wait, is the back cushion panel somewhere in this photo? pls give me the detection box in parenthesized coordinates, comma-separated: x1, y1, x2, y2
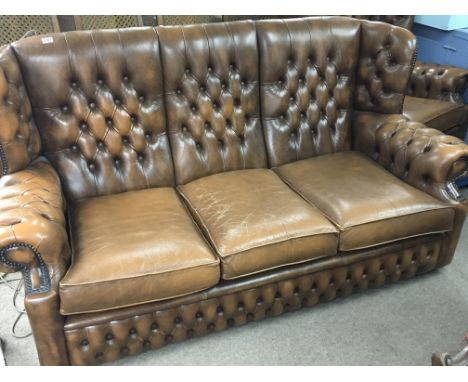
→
(257, 17, 361, 167)
(158, 21, 267, 185)
(13, 28, 174, 201)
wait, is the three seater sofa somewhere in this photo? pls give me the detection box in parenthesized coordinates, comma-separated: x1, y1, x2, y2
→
(1, 16, 468, 365)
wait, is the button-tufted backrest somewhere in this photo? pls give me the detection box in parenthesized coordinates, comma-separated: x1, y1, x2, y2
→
(257, 17, 361, 167)
(0, 45, 41, 176)
(12, 28, 174, 201)
(354, 20, 416, 114)
(157, 20, 267, 185)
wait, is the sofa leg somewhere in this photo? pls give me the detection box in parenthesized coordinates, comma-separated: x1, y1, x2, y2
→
(25, 288, 70, 365)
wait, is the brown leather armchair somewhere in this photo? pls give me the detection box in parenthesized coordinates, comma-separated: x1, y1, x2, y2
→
(0, 16, 467, 366)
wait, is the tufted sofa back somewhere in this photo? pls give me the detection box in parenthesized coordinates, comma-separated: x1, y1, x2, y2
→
(158, 21, 267, 185)
(12, 28, 174, 201)
(257, 17, 361, 167)
(3, 17, 417, 197)
(0, 45, 42, 176)
(257, 17, 416, 167)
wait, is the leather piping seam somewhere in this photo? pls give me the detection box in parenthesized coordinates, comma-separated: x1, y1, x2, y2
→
(0, 242, 50, 294)
(0, 142, 9, 175)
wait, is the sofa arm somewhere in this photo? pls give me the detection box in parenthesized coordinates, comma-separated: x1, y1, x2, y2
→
(353, 111, 468, 204)
(0, 156, 70, 294)
(407, 61, 468, 103)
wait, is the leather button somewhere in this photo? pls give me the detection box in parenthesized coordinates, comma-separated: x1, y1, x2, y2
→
(275, 292, 281, 299)
(143, 340, 151, 347)
(89, 102, 96, 110)
(199, 85, 205, 92)
(301, 112, 306, 119)
(114, 158, 120, 166)
(218, 139, 224, 147)
(71, 144, 78, 152)
(151, 323, 158, 331)
(216, 306, 224, 315)
(174, 316, 182, 325)
(81, 339, 89, 347)
(120, 347, 129, 355)
(71, 81, 78, 89)
(279, 114, 285, 120)
(291, 132, 296, 138)
(241, 80, 245, 86)
(204, 122, 211, 130)
(289, 96, 295, 103)
(229, 63, 236, 70)
(88, 162, 95, 171)
(97, 140, 104, 149)
(195, 311, 203, 319)
(213, 102, 219, 110)
(97, 79, 104, 85)
(207, 66, 213, 72)
(105, 333, 113, 341)
(225, 119, 232, 128)
(256, 297, 263, 305)
(221, 82, 227, 89)
(129, 328, 136, 335)
(137, 154, 144, 162)
(114, 98, 121, 106)
(191, 105, 197, 112)
(182, 125, 188, 132)
(145, 132, 152, 140)
(185, 67, 191, 74)
(207, 323, 215, 331)
(234, 98, 240, 107)
(139, 95, 145, 103)
(123, 75, 129, 82)
(61, 105, 69, 113)
(80, 122, 88, 131)
(165, 334, 173, 343)
(130, 115, 138, 123)
(237, 302, 244, 311)
(195, 143, 202, 150)
(106, 118, 113, 127)
(122, 137, 129, 145)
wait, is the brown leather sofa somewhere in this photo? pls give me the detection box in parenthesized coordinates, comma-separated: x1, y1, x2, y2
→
(1, 16, 468, 366)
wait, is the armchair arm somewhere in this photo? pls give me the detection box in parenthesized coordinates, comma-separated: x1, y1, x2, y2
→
(353, 111, 468, 204)
(0, 156, 70, 294)
(407, 61, 468, 103)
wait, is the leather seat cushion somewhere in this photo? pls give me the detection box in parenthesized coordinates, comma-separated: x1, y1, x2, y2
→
(178, 169, 339, 280)
(60, 187, 220, 315)
(275, 152, 455, 251)
(403, 96, 466, 132)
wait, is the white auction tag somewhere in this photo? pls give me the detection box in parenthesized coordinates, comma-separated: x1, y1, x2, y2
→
(41, 36, 54, 44)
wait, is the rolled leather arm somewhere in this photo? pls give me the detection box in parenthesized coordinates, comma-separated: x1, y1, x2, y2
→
(353, 111, 468, 204)
(0, 156, 70, 294)
(407, 61, 468, 103)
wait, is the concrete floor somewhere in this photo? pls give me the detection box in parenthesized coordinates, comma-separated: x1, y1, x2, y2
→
(1, 211, 468, 365)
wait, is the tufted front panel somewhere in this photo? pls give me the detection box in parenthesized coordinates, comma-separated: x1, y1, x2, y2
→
(12, 28, 174, 201)
(64, 237, 442, 365)
(257, 17, 361, 167)
(355, 20, 416, 114)
(0, 45, 41, 176)
(157, 21, 267, 185)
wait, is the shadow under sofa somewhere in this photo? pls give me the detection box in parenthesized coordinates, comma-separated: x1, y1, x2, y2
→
(0, 16, 468, 365)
